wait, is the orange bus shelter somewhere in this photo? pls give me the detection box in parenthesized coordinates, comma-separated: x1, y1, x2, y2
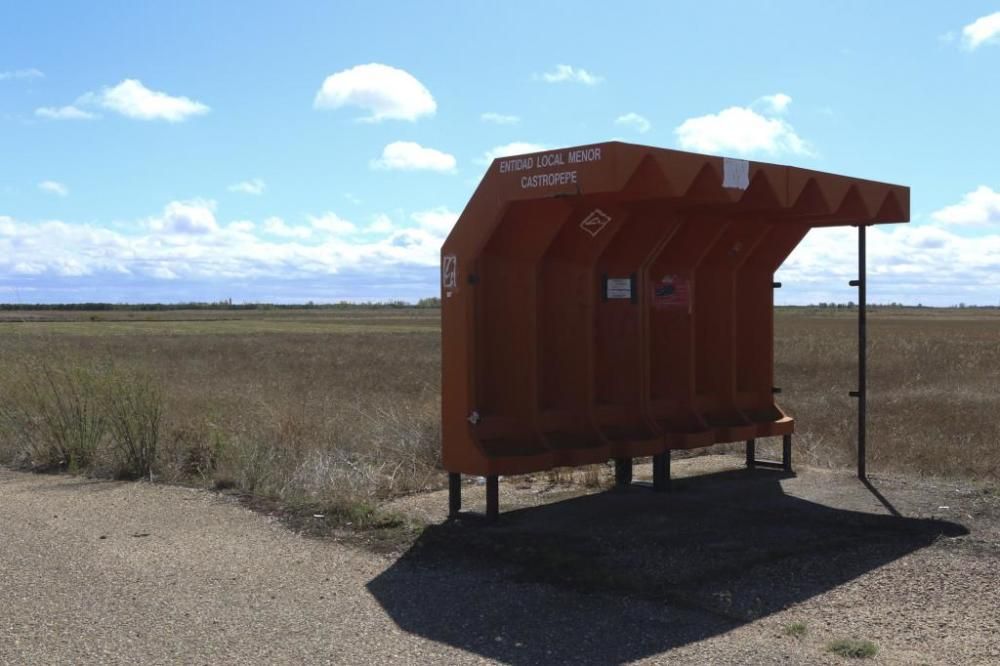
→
(441, 142, 909, 519)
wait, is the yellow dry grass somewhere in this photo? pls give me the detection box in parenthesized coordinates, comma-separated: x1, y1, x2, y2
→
(0, 306, 996, 514)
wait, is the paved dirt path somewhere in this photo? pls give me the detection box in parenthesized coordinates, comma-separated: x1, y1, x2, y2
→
(2, 457, 998, 664)
(0, 469, 464, 665)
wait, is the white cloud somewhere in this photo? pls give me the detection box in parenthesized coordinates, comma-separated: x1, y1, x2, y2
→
(0, 68, 43, 81)
(150, 266, 178, 280)
(931, 186, 1000, 226)
(371, 141, 456, 172)
(228, 220, 256, 233)
(758, 93, 792, 114)
(0, 202, 442, 290)
(228, 178, 266, 195)
(776, 224, 1000, 305)
(38, 180, 69, 197)
(615, 112, 651, 134)
(962, 11, 1000, 49)
(4, 207, 998, 305)
(314, 63, 436, 122)
(0, 219, 125, 279)
(148, 199, 219, 234)
(86, 79, 209, 122)
(263, 216, 311, 239)
(0, 203, 451, 295)
(481, 141, 547, 164)
(481, 112, 520, 125)
(368, 214, 395, 233)
(411, 207, 458, 235)
(675, 104, 809, 156)
(538, 64, 603, 85)
(12, 261, 45, 275)
(308, 212, 357, 235)
(35, 105, 97, 120)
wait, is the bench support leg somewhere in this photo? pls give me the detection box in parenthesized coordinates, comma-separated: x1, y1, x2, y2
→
(448, 472, 461, 517)
(614, 458, 633, 488)
(653, 452, 671, 492)
(485, 475, 499, 522)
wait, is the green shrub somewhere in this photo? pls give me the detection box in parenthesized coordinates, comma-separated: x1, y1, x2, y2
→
(784, 621, 807, 638)
(828, 638, 878, 658)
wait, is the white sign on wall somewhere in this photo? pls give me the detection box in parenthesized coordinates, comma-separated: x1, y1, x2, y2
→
(606, 278, 632, 299)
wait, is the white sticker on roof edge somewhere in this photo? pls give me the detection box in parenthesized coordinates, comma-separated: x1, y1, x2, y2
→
(722, 158, 750, 190)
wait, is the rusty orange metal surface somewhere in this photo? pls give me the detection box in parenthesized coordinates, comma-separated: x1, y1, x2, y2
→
(441, 142, 909, 477)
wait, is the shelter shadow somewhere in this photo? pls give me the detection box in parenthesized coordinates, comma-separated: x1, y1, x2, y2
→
(367, 467, 966, 665)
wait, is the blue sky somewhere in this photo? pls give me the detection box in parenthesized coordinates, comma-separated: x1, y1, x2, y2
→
(2, 1, 999, 305)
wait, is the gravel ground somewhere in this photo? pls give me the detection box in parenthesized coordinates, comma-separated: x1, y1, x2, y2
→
(2, 455, 999, 665)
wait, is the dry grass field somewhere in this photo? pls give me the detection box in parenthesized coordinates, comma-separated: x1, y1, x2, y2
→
(0, 306, 997, 521)
(0, 308, 441, 522)
(775, 307, 1000, 479)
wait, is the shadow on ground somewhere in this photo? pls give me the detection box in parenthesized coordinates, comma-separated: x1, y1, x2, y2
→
(367, 467, 967, 664)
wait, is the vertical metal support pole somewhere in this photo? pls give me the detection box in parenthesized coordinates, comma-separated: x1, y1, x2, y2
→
(614, 457, 633, 488)
(858, 223, 867, 480)
(653, 451, 671, 492)
(782, 434, 793, 473)
(849, 224, 868, 480)
(745, 439, 756, 468)
(448, 472, 461, 517)
(485, 475, 499, 522)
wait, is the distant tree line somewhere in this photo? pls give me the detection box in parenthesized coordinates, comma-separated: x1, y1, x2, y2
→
(807, 302, 995, 309)
(0, 297, 443, 311)
(3, 299, 992, 311)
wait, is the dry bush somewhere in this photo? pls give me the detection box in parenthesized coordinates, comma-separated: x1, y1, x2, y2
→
(206, 395, 442, 507)
(0, 357, 164, 477)
(546, 464, 612, 488)
(0, 359, 109, 471)
(106, 369, 162, 479)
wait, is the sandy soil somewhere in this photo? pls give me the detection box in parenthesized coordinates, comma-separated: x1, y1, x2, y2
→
(2, 455, 998, 664)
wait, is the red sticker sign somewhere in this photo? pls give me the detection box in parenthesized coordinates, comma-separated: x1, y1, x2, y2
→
(652, 274, 690, 309)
